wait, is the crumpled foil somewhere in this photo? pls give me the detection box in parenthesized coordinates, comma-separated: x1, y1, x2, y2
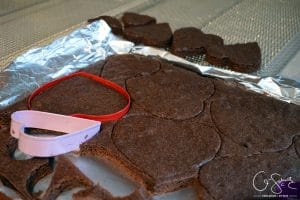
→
(1, 20, 300, 200)
(131, 46, 300, 105)
(0, 20, 134, 109)
(0, 20, 299, 111)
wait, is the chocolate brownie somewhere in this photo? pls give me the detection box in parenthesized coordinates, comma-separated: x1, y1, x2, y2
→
(206, 42, 261, 73)
(88, 15, 122, 35)
(123, 23, 172, 48)
(199, 148, 300, 200)
(2, 54, 300, 200)
(210, 89, 300, 153)
(101, 54, 161, 87)
(171, 27, 224, 57)
(0, 127, 51, 200)
(42, 156, 93, 200)
(112, 115, 220, 193)
(30, 64, 128, 116)
(122, 12, 156, 27)
(126, 65, 214, 120)
(73, 184, 149, 200)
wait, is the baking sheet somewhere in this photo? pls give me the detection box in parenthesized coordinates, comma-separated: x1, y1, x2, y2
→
(0, 0, 300, 199)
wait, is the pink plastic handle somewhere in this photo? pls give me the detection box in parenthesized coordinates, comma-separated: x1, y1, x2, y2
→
(10, 110, 101, 157)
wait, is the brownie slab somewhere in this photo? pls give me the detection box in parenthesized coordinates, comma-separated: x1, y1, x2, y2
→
(122, 12, 156, 27)
(206, 42, 261, 73)
(199, 148, 300, 200)
(101, 54, 161, 86)
(126, 65, 214, 120)
(112, 115, 220, 193)
(171, 27, 224, 57)
(210, 92, 300, 153)
(1, 54, 300, 200)
(123, 23, 172, 48)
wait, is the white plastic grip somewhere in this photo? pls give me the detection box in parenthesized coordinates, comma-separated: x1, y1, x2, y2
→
(10, 110, 101, 157)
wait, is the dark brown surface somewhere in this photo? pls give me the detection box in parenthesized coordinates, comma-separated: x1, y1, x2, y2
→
(73, 184, 149, 200)
(199, 148, 300, 200)
(112, 116, 220, 192)
(0, 127, 51, 200)
(171, 27, 224, 57)
(206, 42, 261, 73)
(210, 89, 300, 153)
(123, 23, 172, 48)
(1, 54, 300, 199)
(30, 62, 128, 116)
(122, 12, 156, 27)
(101, 54, 161, 86)
(88, 15, 123, 35)
(126, 65, 214, 120)
(42, 156, 93, 200)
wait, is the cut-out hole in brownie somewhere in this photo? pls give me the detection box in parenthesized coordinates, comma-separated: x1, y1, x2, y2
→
(0, 179, 23, 200)
(56, 187, 86, 200)
(0, 176, 18, 195)
(41, 156, 93, 200)
(67, 154, 137, 197)
(13, 148, 33, 160)
(27, 160, 53, 195)
(127, 66, 214, 120)
(33, 173, 53, 197)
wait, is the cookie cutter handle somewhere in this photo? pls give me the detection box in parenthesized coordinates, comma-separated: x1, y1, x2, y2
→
(10, 110, 101, 157)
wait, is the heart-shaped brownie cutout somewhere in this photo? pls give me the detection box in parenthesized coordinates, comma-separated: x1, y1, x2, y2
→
(211, 95, 300, 153)
(123, 23, 172, 48)
(171, 27, 224, 57)
(112, 116, 220, 188)
(206, 42, 261, 73)
(101, 54, 161, 84)
(30, 72, 128, 116)
(122, 12, 156, 27)
(126, 66, 214, 120)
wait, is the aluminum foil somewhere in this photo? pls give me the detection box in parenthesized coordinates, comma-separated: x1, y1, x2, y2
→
(1, 19, 300, 200)
(131, 46, 300, 105)
(0, 20, 134, 110)
(1, 20, 299, 110)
